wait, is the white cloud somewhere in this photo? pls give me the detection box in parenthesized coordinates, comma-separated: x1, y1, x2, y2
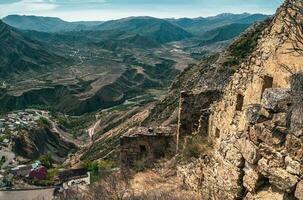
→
(0, 0, 280, 21)
(0, 0, 58, 18)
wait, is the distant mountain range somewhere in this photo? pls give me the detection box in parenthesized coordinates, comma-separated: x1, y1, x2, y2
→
(168, 13, 269, 35)
(2, 15, 103, 32)
(94, 16, 193, 44)
(0, 13, 270, 114)
(3, 13, 269, 40)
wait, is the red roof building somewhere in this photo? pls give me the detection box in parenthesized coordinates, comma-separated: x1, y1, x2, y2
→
(28, 166, 48, 180)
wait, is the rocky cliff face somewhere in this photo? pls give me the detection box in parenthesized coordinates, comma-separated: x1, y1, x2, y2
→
(178, 0, 303, 199)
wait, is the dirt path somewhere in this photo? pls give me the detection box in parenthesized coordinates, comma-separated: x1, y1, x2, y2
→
(0, 188, 54, 200)
(130, 170, 201, 199)
(88, 119, 100, 144)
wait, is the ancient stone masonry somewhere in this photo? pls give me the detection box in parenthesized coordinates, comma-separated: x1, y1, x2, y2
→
(178, 0, 303, 199)
(120, 126, 176, 169)
(177, 90, 222, 137)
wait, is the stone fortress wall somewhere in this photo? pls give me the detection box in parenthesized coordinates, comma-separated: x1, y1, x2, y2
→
(178, 1, 303, 199)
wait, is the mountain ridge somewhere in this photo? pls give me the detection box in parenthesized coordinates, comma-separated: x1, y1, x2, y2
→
(95, 16, 193, 44)
(2, 15, 104, 32)
(0, 20, 67, 76)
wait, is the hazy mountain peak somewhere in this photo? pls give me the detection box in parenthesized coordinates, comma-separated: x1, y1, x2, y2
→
(2, 15, 103, 32)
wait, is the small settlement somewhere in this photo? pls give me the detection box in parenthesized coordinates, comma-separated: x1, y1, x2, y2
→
(0, 109, 90, 192)
(0, 109, 46, 148)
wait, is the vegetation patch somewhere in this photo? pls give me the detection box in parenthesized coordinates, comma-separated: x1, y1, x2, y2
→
(182, 134, 213, 161)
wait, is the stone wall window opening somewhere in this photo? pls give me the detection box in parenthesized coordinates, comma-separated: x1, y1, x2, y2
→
(236, 94, 244, 111)
(139, 145, 148, 158)
(215, 127, 220, 138)
(261, 75, 274, 98)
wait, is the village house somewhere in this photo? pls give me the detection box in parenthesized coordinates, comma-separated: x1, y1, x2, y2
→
(9, 161, 43, 177)
(28, 166, 48, 180)
(10, 165, 32, 177)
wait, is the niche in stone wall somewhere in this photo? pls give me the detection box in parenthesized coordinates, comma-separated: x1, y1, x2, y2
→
(236, 94, 244, 111)
(261, 75, 273, 97)
(215, 128, 220, 138)
(139, 145, 148, 158)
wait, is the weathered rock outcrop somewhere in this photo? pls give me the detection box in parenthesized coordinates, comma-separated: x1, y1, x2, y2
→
(178, 0, 303, 199)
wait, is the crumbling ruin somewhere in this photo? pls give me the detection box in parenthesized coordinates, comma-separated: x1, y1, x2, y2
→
(178, 0, 303, 199)
(120, 0, 303, 199)
(177, 90, 222, 136)
(120, 126, 176, 169)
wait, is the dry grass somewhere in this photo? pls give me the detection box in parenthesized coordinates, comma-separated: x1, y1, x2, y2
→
(57, 170, 201, 200)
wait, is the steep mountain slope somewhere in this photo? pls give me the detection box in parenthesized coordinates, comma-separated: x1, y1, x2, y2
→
(143, 19, 271, 127)
(79, 18, 271, 163)
(176, 0, 303, 199)
(13, 125, 77, 162)
(2, 15, 103, 32)
(96, 17, 193, 43)
(0, 20, 66, 76)
(79, 1, 303, 199)
(199, 23, 251, 45)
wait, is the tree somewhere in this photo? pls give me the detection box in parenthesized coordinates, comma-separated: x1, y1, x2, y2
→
(39, 154, 53, 168)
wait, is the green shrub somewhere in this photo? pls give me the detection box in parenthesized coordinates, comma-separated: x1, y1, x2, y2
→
(182, 135, 213, 160)
(46, 168, 59, 181)
(37, 117, 51, 128)
(133, 159, 148, 172)
(85, 160, 116, 172)
(39, 154, 53, 168)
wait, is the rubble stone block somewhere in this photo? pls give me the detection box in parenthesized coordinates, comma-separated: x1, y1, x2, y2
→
(244, 186, 291, 200)
(258, 158, 298, 192)
(252, 123, 286, 147)
(285, 156, 300, 176)
(272, 113, 288, 127)
(258, 145, 284, 167)
(246, 104, 262, 124)
(249, 125, 260, 144)
(243, 164, 264, 192)
(290, 103, 303, 137)
(262, 88, 291, 113)
(260, 107, 273, 119)
(295, 181, 303, 200)
(285, 134, 303, 162)
(239, 139, 260, 164)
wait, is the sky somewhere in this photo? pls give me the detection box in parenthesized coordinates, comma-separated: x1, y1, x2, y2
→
(0, 0, 284, 22)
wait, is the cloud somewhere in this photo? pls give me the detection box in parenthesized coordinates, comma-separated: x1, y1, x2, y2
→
(0, 0, 283, 21)
(0, 0, 58, 17)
